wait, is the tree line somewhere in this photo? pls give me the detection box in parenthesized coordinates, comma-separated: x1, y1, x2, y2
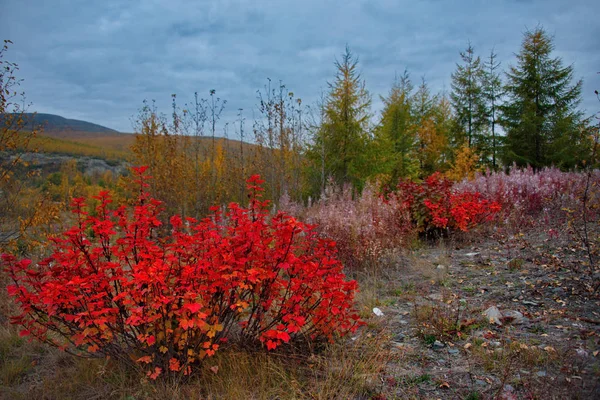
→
(2, 26, 596, 231)
(130, 26, 595, 218)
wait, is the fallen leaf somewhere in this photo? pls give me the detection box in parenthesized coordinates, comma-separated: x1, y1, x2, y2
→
(210, 365, 219, 374)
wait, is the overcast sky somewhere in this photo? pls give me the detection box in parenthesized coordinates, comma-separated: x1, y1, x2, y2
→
(1, 0, 598, 134)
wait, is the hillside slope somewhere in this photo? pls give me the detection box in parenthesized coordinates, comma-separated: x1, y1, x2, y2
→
(17, 113, 120, 134)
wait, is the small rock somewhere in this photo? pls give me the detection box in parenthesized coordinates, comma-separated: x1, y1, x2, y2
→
(398, 319, 409, 325)
(483, 306, 503, 325)
(436, 264, 446, 270)
(394, 333, 406, 342)
(427, 293, 443, 301)
(522, 300, 540, 306)
(575, 348, 588, 358)
(475, 379, 486, 386)
(536, 371, 547, 377)
(490, 341, 502, 348)
(502, 310, 527, 325)
(433, 340, 445, 349)
(373, 307, 384, 317)
(499, 384, 517, 400)
(448, 348, 459, 355)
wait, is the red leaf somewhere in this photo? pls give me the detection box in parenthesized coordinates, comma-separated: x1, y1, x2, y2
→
(266, 340, 277, 350)
(169, 358, 181, 371)
(6, 285, 19, 296)
(184, 303, 202, 313)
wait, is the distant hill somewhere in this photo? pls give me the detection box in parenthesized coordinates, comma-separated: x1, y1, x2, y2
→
(3, 112, 258, 165)
(8, 113, 120, 135)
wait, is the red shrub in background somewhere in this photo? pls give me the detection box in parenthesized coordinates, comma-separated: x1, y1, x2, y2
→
(280, 174, 500, 269)
(393, 172, 501, 234)
(2, 168, 362, 379)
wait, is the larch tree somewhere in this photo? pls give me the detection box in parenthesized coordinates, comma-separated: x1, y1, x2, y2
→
(499, 26, 586, 169)
(450, 42, 487, 150)
(482, 48, 503, 168)
(376, 70, 419, 181)
(418, 95, 453, 175)
(309, 45, 372, 190)
(412, 77, 437, 175)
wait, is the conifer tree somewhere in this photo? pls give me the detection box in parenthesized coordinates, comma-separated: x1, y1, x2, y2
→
(482, 48, 503, 168)
(413, 78, 437, 174)
(499, 27, 586, 168)
(376, 70, 419, 181)
(308, 46, 372, 189)
(450, 42, 487, 149)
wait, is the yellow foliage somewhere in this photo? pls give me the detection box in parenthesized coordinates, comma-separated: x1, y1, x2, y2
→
(446, 144, 481, 181)
(416, 117, 448, 174)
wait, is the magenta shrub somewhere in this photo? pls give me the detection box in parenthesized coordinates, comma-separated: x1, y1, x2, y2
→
(282, 183, 414, 269)
(455, 166, 600, 232)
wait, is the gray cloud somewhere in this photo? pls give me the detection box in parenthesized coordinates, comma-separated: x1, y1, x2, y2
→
(1, 0, 598, 133)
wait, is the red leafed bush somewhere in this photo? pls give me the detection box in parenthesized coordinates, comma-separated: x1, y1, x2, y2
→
(2, 167, 362, 380)
(393, 172, 501, 234)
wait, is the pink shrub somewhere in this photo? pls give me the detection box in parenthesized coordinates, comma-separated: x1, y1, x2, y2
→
(281, 182, 414, 269)
(455, 165, 600, 232)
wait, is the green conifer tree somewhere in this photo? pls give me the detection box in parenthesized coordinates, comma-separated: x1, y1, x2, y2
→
(482, 48, 503, 168)
(308, 46, 372, 190)
(499, 27, 586, 169)
(450, 42, 488, 149)
(375, 70, 419, 181)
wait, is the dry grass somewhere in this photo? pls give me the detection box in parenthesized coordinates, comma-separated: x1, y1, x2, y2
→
(412, 298, 486, 345)
(0, 328, 390, 400)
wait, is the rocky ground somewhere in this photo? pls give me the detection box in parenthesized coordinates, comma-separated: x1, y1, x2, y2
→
(363, 229, 600, 399)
